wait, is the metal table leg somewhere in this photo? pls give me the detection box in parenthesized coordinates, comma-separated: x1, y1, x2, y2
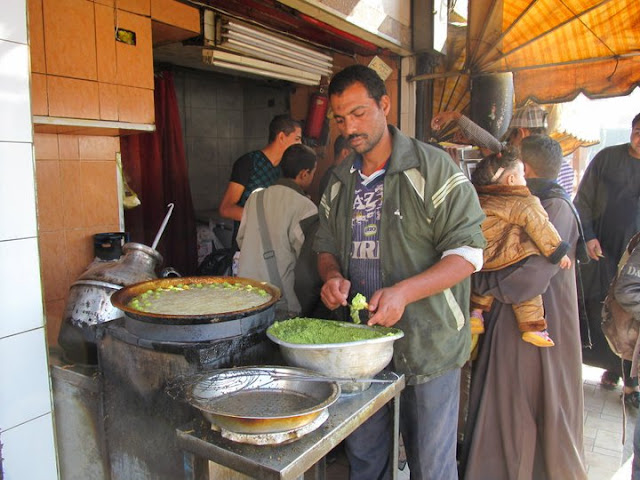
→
(391, 390, 401, 480)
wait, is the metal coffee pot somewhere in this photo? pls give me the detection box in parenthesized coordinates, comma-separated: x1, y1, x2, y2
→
(59, 242, 164, 363)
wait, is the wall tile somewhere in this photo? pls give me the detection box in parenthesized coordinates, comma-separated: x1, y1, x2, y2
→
(99, 81, 119, 120)
(78, 136, 119, 160)
(64, 227, 99, 282)
(0, 41, 33, 143)
(27, 0, 46, 73)
(187, 107, 217, 138)
(118, 0, 150, 16)
(95, 3, 117, 83)
(115, 11, 153, 89)
(0, 238, 44, 338)
(60, 160, 85, 229)
(0, 142, 37, 241)
(30, 72, 48, 115)
(81, 161, 119, 226)
(47, 76, 100, 119)
(34, 133, 58, 159)
(3, 0, 28, 44)
(39, 230, 69, 302)
(117, 85, 154, 123)
(35, 159, 64, 232)
(151, 0, 200, 33)
(45, 298, 65, 347)
(58, 135, 80, 160)
(186, 74, 218, 109)
(42, 0, 97, 80)
(217, 81, 243, 111)
(0, 413, 58, 480)
(216, 109, 243, 139)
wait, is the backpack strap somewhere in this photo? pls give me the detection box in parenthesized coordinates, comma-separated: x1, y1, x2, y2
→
(255, 190, 286, 309)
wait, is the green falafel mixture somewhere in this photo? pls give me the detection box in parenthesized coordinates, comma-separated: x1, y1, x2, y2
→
(268, 317, 399, 344)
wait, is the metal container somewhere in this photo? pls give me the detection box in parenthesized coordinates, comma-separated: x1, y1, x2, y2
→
(188, 366, 340, 435)
(267, 321, 404, 393)
(58, 242, 163, 363)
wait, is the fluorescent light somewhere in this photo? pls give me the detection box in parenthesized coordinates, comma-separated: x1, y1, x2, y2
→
(211, 17, 333, 80)
(222, 38, 332, 76)
(226, 21, 332, 65)
(222, 31, 332, 71)
(202, 49, 321, 85)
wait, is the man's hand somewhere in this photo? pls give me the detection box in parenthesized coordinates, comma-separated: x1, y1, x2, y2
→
(318, 252, 350, 310)
(431, 111, 461, 131)
(320, 276, 350, 310)
(586, 238, 604, 261)
(366, 285, 409, 327)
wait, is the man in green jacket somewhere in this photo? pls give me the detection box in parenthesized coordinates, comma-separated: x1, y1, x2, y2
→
(314, 65, 485, 479)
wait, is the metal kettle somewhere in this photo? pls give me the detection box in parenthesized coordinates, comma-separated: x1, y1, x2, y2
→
(59, 242, 164, 364)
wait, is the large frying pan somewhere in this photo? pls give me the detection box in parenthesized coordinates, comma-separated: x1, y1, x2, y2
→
(110, 276, 281, 326)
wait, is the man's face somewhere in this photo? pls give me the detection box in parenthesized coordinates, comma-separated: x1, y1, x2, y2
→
(283, 127, 302, 149)
(630, 121, 640, 159)
(329, 82, 389, 156)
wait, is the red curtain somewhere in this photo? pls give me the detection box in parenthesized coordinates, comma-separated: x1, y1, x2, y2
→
(121, 70, 198, 276)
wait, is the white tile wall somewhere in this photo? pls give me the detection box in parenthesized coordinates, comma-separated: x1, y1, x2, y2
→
(0, 1, 28, 44)
(0, 40, 32, 143)
(0, 328, 52, 430)
(0, 1, 58, 478)
(0, 413, 58, 480)
(0, 237, 44, 338)
(0, 142, 37, 241)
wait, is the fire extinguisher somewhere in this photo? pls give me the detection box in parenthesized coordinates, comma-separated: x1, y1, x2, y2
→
(304, 90, 329, 141)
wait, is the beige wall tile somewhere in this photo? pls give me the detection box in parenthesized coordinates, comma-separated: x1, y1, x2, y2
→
(118, 85, 154, 123)
(44, 298, 65, 347)
(27, 0, 46, 73)
(34, 133, 59, 159)
(78, 136, 119, 159)
(47, 76, 100, 119)
(58, 135, 80, 159)
(30, 73, 48, 116)
(151, 0, 200, 33)
(118, 0, 150, 16)
(60, 160, 85, 229)
(98, 82, 119, 120)
(35, 159, 64, 232)
(42, 0, 97, 80)
(115, 11, 153, 89)
(95, 3, 117, 83)
(81, 161, 119, 227)
(64, 227, 97, 281)
(39, 231, 68, 302)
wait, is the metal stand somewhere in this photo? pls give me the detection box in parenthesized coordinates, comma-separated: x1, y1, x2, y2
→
(177, 372, 406, 480)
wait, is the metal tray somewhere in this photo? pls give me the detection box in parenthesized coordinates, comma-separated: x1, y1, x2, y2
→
(188, 366, 340, 434)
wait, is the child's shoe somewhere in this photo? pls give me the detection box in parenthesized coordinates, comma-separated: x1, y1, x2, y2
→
(522, 330, 555, 347)
(470, 309, 485, 334)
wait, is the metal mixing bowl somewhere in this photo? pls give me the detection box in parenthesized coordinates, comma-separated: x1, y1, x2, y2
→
(266, 321, 404, 393)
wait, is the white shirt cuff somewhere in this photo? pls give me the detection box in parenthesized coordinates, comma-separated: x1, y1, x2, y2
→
(442, 246, 484, 272)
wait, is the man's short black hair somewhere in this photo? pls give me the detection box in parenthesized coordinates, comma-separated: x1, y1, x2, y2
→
(333, 135, 348, 157)
(633, 112, 640, 128)
(328, 65, 387, 103)
(268, 114, 301, 143)
(520, 135, 563, 180)
(280, 144, 317, 179)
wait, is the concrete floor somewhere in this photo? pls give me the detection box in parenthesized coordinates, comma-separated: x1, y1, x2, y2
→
(326, 364, 636, 480)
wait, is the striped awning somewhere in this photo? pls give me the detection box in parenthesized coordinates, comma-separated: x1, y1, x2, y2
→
(427, 0, 639, 152)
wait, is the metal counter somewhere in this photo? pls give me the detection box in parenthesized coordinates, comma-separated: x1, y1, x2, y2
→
(176, 371, 405, 480)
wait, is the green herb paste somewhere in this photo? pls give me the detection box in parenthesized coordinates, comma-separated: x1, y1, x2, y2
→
(268, 318, 399, 344)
